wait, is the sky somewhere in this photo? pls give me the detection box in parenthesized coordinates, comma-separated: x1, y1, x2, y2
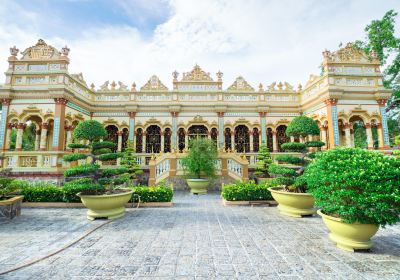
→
(0, 0, 399, 90)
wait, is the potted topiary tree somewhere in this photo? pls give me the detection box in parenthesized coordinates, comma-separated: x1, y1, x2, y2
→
(120, 140, 143, 186)
(182, 137, 217, 194)
(268, 116, 324, 217)
(305, 148, 400, 251)
(63, 120, 131, 220)
(253, 145, 273, 184)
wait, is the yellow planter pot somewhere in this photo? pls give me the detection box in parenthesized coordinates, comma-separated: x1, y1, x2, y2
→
(78, 188, 134, 220)
(186, 179, 210, 195)
(268, 187, 316, 218)
(318, 210, 379, 252)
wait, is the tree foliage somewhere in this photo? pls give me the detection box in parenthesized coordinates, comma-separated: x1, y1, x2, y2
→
(254, 145, 272, 178)
(182, 138, 217, 179)
(63, 120, 127, 194)
(120, 141, 143, 182)
(285, 116, 320, 137)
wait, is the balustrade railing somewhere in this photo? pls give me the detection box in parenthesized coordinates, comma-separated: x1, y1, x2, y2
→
(1, 151, 70, 170)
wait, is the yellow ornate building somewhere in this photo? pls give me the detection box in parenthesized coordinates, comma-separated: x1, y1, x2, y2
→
(0, 39, 392, 182)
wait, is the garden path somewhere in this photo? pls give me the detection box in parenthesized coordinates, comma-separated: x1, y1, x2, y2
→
(1, 192, 400, 279)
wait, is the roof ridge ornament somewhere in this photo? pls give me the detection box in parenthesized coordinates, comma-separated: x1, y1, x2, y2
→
(227, 76, 254, 92)
(141, 75, 168, 91)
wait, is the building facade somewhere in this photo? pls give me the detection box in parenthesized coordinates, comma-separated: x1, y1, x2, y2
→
(0, 39, 392, 181)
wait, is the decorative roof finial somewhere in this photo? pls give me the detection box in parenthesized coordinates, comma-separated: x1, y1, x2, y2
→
(216, 70, 223, 80)
(90, 83, 95, 91)
(9, 46, 19, 57)
(297, 83, 302, 92)
(131, 82, 136, 92)
(258, 83, 264, 92)
(111, 81, 117, 90)
(61, 45, 70, 56)
(172, 70, 179, 81)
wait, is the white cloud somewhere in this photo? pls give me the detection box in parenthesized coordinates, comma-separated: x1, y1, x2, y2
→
(0, 0, 399, 89)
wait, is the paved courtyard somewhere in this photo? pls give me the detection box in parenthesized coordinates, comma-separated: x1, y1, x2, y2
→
(1, 192, 400, 280)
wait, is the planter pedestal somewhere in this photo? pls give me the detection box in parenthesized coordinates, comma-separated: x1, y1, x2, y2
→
(0, 196, 24, 219)
(268, 187, 316, 218)
(318, 210, 379, 252)
(186, 179, 210, 195)
(78, 189, 133, 220)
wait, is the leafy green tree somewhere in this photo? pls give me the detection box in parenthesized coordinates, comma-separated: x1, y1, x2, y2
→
(182, 138, 217, 179)
(254, 145, 272, 178)
(120, 140, 143, 184)
(63, 120, 128, 194)
(353, 122, 367, 148)
(285, 116, 320, 137)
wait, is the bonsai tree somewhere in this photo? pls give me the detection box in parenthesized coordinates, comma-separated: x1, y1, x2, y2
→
(394, 135, 400, 158)
(120, 140, 143, 185)
(182, 138, 217, 179)
(269, 116, 324, 192)
(254, 145, 273, 180)
(304, 147, 400, 226)
(63, 120, 128, 194)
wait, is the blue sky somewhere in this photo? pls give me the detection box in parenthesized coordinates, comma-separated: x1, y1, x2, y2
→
(0, 0, 399, 89)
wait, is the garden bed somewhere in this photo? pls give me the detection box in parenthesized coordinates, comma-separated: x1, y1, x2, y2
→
(22, 201, 173, 208)
(221, 181, 276, 207)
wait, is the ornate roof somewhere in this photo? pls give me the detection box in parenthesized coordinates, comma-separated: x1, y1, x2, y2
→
(180, 64, 214, 82)
(97, 81, 129, 92)
(227, 76, 254, 92)
(140, 75, 168, 91)
(71, 73, 87, 86)
(20, 39, 68, 60)
(322, 43, 375, 63)
(267, 81, 295, 93)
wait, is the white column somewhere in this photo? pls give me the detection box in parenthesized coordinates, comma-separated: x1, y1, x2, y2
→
(377, 124, 384, 149)
(249, 132, 253, 152)
(320, 126, 327, 150)
(117, 131, 123, 152)
(65, 128, 73, 150)
(160, 132, 165, 152)
(365, 123, 373, 149)
(142, 132, 147, 153)
(290, 136, 294, 142)
(39, 123, 48, 151)
(344, 123, 351, 147)
(272, 131, 278, 152)
(184, 132, 189, 150)
(15, 123, 24, 151)
(299, 136, 304, 143)
(5, 124, 12, 150)
(34, 131, 41, 151)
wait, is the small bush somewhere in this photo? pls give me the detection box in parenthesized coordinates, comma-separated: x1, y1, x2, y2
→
(21, 183, 64, 202)
(281, 142, 306, 152)
(268, 164, 297, 177)
(130, 185, 173, 203)
(274, 155, 302, 165)
(221, 181, 273, 201)
(270, 177, 295, 187)
(305, 141, 325, 148)
(305, 147, 400, 226)
(63, 179, 104, 202)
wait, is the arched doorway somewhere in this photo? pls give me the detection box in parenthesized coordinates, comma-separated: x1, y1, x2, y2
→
(178, 128, 186, 152)
(188, 125, 208, 141)
(252, 128, 259, 152)
(234, 125, 250, 153)
(276, 125, 289, 151)
(267, 127, 273, 152)
(211, 128, 218, 146)
(164, 128, 171, 152)
(135, 128, 143, 153)
(105, 125, 119, 152)
(146, 125, 161, 153)
(122, 128, 129, 151)
(224, 128, 232, 151)
(349, 116, 367, 148)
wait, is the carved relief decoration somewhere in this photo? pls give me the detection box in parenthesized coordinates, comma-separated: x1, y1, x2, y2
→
(21, 39, 60, 60)
(227, 76, 254, 92)
(140, 75, 168, 91)
(181, 65, 213, 82)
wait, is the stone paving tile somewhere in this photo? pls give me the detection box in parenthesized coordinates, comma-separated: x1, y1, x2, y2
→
(1, 192, 400, 279)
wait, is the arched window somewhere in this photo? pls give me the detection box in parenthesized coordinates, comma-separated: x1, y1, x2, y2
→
(252, 128, 259, 152)
(234, 125, 250, 153)
(105, 125, 119, 152)
(267, 127, 273, 152)
(224, 128, 232, 151)
(146, 125, 161, 153)
(276, 125, 289, 152)
(135, 128, 143, 153)
(211, 128, 218, 146)
(178, 128, 186, 152)
(188, 125, 208, 141)
(122, 128, 129, 151)
(164, 128, 171, 152)
(350, 116, 367, 149)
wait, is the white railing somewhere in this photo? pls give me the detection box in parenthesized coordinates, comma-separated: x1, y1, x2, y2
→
(156, 159, 170, 179)
(1, 151, 70, 170)
(227, 158, 243, 181)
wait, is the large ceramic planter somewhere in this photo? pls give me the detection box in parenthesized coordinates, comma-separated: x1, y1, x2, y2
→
(78, 188, 133, 220)
(186, 179, 210, 195)
(318, 210, 379, 252)
(268, 187, 316, 217)
(0, 196, 23, 219)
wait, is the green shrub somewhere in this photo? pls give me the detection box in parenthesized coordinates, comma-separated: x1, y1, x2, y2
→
(63, 153, 88, 162)
(305, 141, 325, 148)
(254, 145, 273, 178)
(130, 185, 173, 202)
(270, 177, 295, 187)
(221, 181, 273, 201)
(0, 177, 18, 199)
(63, 179, 104, 202)
(305, 148, 400, 226)
(64, 164, 100, 177)
(274, 155, 302, 164)
(21, 183, 64, 202)
(268, 164, 297, 177)
(182, 138, 217, 179)
(281, 142, 306, 152)
(285, 116, 320, 137)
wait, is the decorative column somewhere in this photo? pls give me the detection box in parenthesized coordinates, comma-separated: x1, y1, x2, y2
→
(344, 123, 352, 147)
(259, 112, 267, 145)
(128, 112, 136, 143)
(34, 129, 41, 151)
(290, 136, 294, 142)
(320, 125, 327, 150)
(142, 132, 147, 153)
(15, 123, 25, 151)
(377, 99, 390, 149)
(39, 123, 49, 151)
(184, 131, 189, 150)
(5, 123, 13, 150)
(65, 126, 73, 151)
(299, 136, 304, 143)
(272, 131, 278, 152)
(325, 98, 340, 148)
(160, 132, 165, 152)
(171, 112, 178, 151)
(0, 99, 11, 150)
(117, 131, 123, 152)
(217, 112, 225, 149)
(365, 123, 374, 149)
(249, 131, 253, 152)
(52, 98, 68, 151)
(231, 130, 235, 151)
(376, 123, 384, 149)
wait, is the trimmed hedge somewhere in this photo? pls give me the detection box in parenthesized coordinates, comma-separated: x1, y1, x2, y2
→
(268, 164, 297, 176)
(281, 142, 306, 152)
(21, 183, 64, 202)
(63, 179, 104, 202)
(221, 181, 273, 201)
(130, 186, 173, 203)
(274, 155, 302, 164)
(270, 177, 295, 187)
